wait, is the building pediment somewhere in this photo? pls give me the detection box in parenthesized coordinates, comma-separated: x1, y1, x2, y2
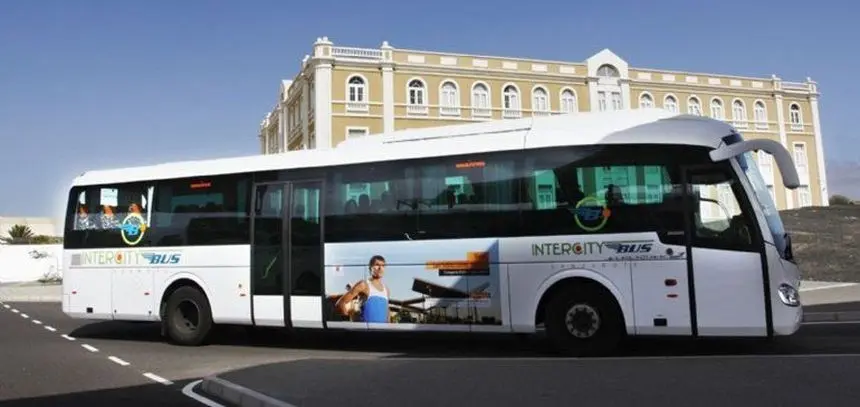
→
(586, 48, 629, 80)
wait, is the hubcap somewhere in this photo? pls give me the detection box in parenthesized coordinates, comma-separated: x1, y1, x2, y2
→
(565, 304, 600, 338)
(175, 300, 200, 332)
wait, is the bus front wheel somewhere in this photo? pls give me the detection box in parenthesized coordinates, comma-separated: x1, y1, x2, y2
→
(165, 286, 213, 346)
(544, 285, 624, 357)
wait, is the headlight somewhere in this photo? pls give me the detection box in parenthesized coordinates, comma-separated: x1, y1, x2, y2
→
(777, 283, 800, 307)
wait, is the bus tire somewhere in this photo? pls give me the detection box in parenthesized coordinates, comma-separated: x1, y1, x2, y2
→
(165, 285, 213, 346)
(544, 285, 624, 357)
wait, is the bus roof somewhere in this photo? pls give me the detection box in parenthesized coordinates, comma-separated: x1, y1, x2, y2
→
(72, 108, 738, 186)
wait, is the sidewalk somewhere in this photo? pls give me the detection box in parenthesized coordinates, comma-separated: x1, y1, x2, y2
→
(0, 281, 62, 302)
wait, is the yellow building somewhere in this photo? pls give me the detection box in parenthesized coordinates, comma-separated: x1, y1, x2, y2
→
(258, 36, 829, 209)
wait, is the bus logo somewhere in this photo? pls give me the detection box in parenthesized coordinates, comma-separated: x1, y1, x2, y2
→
(573, 196, 611, 232)
(120, 213, 148, 246)
(141, 253, 181, 265)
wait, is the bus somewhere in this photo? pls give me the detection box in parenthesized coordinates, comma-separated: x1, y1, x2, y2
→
(61, 108, 803, 356)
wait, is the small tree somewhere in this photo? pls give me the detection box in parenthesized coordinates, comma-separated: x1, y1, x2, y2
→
(830, 195, 855, 205)
(1, 224, 35, 244)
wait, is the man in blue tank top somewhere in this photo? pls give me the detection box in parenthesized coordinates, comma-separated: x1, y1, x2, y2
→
(334, 255, 390, 323)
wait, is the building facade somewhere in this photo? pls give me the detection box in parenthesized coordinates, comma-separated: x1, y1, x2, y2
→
(258, 37, 828, 209)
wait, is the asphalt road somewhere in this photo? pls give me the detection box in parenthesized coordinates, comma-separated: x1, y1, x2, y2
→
(4, 300, 860, 406)
(0, 301, 202, 406)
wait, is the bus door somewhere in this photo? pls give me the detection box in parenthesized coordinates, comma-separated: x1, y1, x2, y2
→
(682, 165, 769, 337)
(250, 180, 325, 329)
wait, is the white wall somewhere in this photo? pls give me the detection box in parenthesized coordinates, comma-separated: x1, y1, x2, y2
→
(0, 244, 63, 283)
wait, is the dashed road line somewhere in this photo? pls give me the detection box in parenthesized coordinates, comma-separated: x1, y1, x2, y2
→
(108, 356, 131, 366)
(143, 372, 173, 385)
(5, 305, 178, 389)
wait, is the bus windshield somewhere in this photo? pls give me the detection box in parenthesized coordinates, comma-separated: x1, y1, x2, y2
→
(736, 151, 791, 260)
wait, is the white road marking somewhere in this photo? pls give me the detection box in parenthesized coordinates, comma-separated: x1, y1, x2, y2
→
(181, 380, 227, 407)
(108, 356, 130, 366)
(143, 372, 173, 385)
(6, 307, 177, 392)
(800, 282, 859, 292)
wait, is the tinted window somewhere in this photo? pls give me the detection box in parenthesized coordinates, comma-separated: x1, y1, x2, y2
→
(64, 182, 154, 249)
(520, 145, 687, 237)
(324, 160, 419, 242)
(252, 183, 285, 296)
(150, 174, 251, 246)
(290, 181, 323, 296)
(414, 152, 524, 239)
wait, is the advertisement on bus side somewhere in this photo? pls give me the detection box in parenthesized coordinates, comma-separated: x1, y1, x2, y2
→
(323, 239, 503, 326)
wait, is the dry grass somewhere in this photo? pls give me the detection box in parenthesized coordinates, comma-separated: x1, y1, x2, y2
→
(781, 205, 860, 282)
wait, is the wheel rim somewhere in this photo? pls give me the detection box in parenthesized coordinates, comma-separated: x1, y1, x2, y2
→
(174, 300, 200, 333)
(565, 303, 600, 338)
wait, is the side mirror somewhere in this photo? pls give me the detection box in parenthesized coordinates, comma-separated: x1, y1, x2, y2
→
(710, 138, 800, 189)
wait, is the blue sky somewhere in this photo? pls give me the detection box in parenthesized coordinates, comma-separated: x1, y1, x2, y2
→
(1, 0, 856, 225)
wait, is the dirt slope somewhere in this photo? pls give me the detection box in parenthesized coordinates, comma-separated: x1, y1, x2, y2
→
(781, 205, 860, 282)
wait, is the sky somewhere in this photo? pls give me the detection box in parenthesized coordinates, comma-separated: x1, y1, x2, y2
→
(1, 0, 857, 227)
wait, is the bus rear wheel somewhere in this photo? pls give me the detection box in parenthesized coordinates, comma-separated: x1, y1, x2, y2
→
(165, 286, 213, 346)
(544, 286, 623, 357)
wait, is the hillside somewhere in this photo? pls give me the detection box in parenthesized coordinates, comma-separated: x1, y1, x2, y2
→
(781, 205, 860, 282)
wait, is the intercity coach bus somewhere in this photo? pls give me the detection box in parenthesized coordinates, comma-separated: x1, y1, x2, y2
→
(61, 109, 804, 356)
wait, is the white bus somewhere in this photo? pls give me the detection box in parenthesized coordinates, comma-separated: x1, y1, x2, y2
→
(61, 109, 803, 356)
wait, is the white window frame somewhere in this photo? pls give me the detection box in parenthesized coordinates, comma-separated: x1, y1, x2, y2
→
(789, 103, 803, 131)
(502, 84, 521, 119)
(732, 99, 747, 128)
(531, 86, 550, 116)
(639, 92, 654, 109)
(346, 75, 368, 113)
(559, 88, 578, 114)
(710, 97, 724, 120)
(471, 82, 491, 118)
(438, 80, 460, 116)
(406, 78, 428, 116)
(611, 92, 623, 110)
(753, 100, 768, 130)
(663, 94, 678, 113)
(687, 96, 702, 116)
(792, 142, 809, 175)
(597, 91, 607, 111)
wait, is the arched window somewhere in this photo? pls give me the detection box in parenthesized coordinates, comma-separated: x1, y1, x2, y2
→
(502, 85, 520, 118)
(346, 75, 368, 112)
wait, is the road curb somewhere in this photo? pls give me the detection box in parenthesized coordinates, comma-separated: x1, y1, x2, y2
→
(200, 375, 296, 407)
(802, 311, 860, 323)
